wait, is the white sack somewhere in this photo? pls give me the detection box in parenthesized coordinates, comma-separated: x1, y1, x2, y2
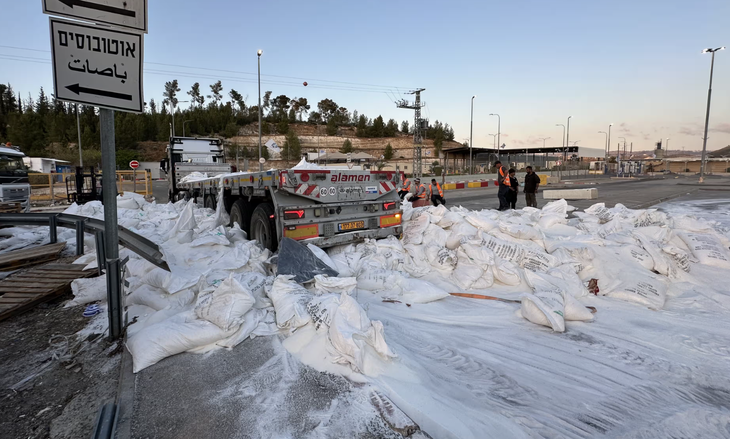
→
(403, 212, 431, 245)
(398, 278, 450, 304)
(492, 258, 522, 286)
(677, 231, 730, 270)
(195, 274, 255, 331)
(126, 285, 196, 311)
(357, 269, 401, 292)
(424, 244, 457, 276)
(268, 275, 312, 331)
(451, 250, 486, 290)
(314, 275, 357, 295)
(66, 275, 107, 307)
(308, 243, 338, 272)
(421, 223, 449, 247)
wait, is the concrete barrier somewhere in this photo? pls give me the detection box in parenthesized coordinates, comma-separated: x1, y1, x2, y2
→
(543, 188, 598, 200)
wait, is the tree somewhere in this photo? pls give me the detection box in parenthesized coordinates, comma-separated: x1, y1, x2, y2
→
(351, 110, 359, 126)
(317, 98, 338, 122)
(401, 120, 410, 134)
(356, 115, 368, 137)
(326, 117, 337, 136)
(36, 87, 50, 116)
(209, 81, 224, 104)
(271, 95, 291, 118)
(288, 108, 296, 123)
(223, 122, 239, 138)
(277, 118, 289, 135)
(149, 99, 157, 114)
(188, 83, 205, 107)
(229, 89, 245, 113)
(340, 139, 353, 154)
(291, 97, 310, 121)
(384, 143, 394, 160)
(308, 111, 323, 124)
(162, 80, 181, 111)
(282, 130, 301, 161)
(262, 91, 272, 116)
(385, 119, 398, 137)
(372, 115, 385, 137)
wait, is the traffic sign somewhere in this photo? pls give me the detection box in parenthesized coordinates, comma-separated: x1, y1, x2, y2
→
(43, 0, 148, 33)
(129, 160, 139, 169)
(50, 17, 144, 113)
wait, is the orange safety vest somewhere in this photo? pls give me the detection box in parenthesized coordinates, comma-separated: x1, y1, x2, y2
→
(415, 183, 427, 199)
(402, 178, 411, 191)
(429, 182, 443, 197)
(498, 167, 509, 186)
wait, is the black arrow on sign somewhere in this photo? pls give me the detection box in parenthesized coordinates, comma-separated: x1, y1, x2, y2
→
(66, 84, 133, 101)
(59, 0, 136, 18)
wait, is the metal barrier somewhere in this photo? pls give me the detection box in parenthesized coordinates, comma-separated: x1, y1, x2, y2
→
(0, 212, 169, 271)
(29, 170, 152, 203)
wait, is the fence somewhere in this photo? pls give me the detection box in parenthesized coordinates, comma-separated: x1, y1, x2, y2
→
(29, 170, 152, 203)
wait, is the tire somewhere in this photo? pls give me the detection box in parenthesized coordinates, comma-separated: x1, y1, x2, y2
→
(229, 199, 253, 236)
(204, 194, 217, 210)
(250, 203, 277, 253)
(174, 191, 190, 202)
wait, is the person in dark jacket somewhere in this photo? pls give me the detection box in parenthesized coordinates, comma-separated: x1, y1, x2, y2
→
(495, 161, 510, 211)
(506, 169, 519, 209)
(524, 166, 540, 208)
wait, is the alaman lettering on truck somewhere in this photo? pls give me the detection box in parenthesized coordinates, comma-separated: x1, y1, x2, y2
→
(330, 173, 371, 182)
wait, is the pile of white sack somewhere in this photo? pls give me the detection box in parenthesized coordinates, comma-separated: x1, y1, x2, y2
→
(47, 191, 730, 374)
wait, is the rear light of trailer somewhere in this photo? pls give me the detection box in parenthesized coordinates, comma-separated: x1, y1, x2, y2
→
(299, 173, 310, 182)
(283, 224, 319, 240)
(383, 202, 396, 211)
(280, 174, 287, 187)
(284, 210, 305, 220)
(380, 214, 402, 228)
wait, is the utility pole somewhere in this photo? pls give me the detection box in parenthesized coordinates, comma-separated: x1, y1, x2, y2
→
(470, 95, 476, 175)
(75, 104, 83, 167)
(258, 50, 264, 171)
(396, 88, 426, 178)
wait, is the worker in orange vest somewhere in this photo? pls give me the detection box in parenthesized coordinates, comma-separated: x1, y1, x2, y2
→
(496, 161, 510, 211)
(399, 174, 411, 200)
(406, 178, 427, 202)
(429, 178, 445, 206)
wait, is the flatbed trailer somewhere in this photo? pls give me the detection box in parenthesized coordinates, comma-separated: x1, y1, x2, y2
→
(175, 168, 403, 252)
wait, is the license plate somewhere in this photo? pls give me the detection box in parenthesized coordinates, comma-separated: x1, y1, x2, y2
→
(338, 221, 365, 231)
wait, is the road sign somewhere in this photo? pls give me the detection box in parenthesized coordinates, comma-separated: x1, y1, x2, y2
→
(43, 0, 148, 33)
(259, 157, 266, 164)
(129, 160, 139, 169)
(50, 17, 144, 113)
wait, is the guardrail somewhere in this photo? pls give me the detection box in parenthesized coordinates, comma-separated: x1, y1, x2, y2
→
(0, 213, 169, 272)
(29, 170, 152, 203)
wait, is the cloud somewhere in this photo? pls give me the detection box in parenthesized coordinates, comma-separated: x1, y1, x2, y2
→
(711, 123, 730, 134)
(679, 126, 702, 136)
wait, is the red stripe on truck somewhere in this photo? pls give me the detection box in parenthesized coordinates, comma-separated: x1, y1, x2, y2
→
(304, 185, 318, 195)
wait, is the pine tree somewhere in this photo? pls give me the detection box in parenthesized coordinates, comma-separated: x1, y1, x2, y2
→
(372, 115, 385, 137)
(326, 118, 337, 136)
(282, 130, 301, 161)
(401, 120, 410, 134)
(209, 81, 224, 104)
(340, 139, 353, 154)
(188, 83, 204, 107)
(384, 143, 394, 160)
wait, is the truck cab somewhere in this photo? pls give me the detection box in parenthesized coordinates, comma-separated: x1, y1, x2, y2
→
(165, 137, 232, 202)
(0, 144, 31, 212)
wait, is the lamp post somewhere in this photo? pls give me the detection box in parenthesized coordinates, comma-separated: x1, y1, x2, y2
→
(258, 49, 264, 171)
(699, 46, 725, 183)
(489, 113, 500, 152)
(470, 95, 476, 175)
(618, 136, 626, 174)
(598, 131, 608, 155)
(539, 137, 551, 147)
(565, 116, 572, 160)
(488, 133, 497, 149)
(665, 137, 670, 173)
(556, 124, 565, 180)
(183, 120, 192, 137)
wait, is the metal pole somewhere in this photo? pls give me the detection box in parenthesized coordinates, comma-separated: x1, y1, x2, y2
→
(257, 50, 263, 171)
(76, 104, 83, 167)
(665, 138, 670, 173)
(100, 108, 122, 341)
(700, 50, 718, 183)
(469, 96, 475, 175)
(608, 124, 612, 173)
(133, 169, 137, 193)
(565, 116, 572, 160)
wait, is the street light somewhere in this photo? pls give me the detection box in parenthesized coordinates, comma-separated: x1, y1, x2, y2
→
(75, 104, 83, 167)
(607, 123, 613, 162)
(488, 133, 497, 149)
(556, 124, 566, 150)
(470, 95, 476, 175)
(539, 137, 551, 147)
(618, 136, 626, 163)
(489, 113, 501, 158)
(699, 46, 725, 183)
(598, 131, 608, 158)
(183, 120, 192, 137)
(665, 137, 670, 173)
(258, 49, 264, 171)
(565, 116, 572, 160)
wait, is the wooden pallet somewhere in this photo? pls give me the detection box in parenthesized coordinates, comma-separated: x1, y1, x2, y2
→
(0, 264, 97, 322)
(0, 242, 67, 271)
(0, 203, 23, 213)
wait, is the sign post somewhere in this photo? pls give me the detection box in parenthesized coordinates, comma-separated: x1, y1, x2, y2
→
(130, 160, 139, 192)
(45, 1, 147, 341)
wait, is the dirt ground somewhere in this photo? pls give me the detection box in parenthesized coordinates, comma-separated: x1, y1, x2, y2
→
(0, 290, 120, 439)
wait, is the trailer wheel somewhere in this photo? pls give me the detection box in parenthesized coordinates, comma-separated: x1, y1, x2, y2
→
(204, 194, 217, 210)
(250, 203, 277, 253)
(229, 199, 253, 235)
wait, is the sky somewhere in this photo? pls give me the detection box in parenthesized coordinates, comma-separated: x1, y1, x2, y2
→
(1, 0, 728, 153)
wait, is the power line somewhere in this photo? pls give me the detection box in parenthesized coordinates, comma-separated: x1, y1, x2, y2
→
(0, 44, 412, 91)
